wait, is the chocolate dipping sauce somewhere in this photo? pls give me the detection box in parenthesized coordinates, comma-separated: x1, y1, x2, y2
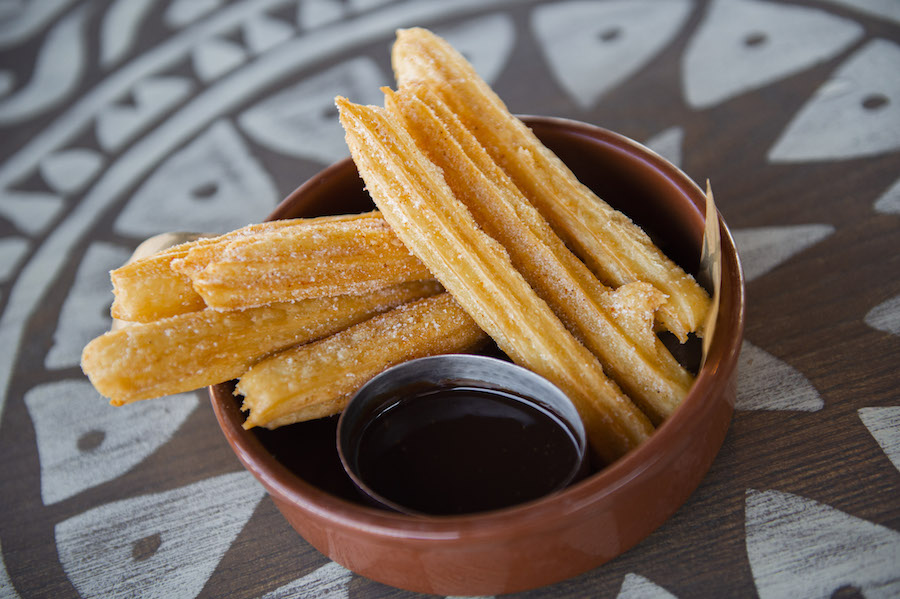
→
(353, 385, 584, 515)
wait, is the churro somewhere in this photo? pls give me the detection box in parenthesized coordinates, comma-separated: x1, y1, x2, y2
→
(239, 293, 487, 429)
(387, 86, 693, 423)
(392, 27, 710, 341)
(185, 211, 432, 311)
(82, 281, 442, 405)
(112, 213, 433, 318)
(111, 219, 299, 322)
(110, 242, 205, 323)
(337, 97, 652, 463)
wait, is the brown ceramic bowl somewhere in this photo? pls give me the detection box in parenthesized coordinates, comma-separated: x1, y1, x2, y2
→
(209, 116, 745, 596)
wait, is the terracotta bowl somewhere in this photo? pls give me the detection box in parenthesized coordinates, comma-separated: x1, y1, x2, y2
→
(209, 116, 745, 596)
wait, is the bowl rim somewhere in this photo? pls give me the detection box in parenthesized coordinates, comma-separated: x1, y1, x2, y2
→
(210, 115, 746, 541)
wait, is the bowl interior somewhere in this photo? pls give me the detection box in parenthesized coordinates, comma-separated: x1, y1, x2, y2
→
(210, 116, 744, 533)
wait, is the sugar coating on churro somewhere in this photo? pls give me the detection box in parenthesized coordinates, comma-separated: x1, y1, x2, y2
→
(238, 293, 486, 429)
(386, 84, 693, 424)
(392, 27, 710, 342)
(84, 27, 713, 465)
(112, 219, 300, 322)
(82, 281, 442, 405)
(186, 212, 433, 310)
(337, 96, 652, 463)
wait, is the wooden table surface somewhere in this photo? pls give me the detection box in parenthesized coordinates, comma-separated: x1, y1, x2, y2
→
(1, 0, 898, 597)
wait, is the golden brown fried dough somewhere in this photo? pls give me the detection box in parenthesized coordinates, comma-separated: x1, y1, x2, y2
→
(392, 27, 710, 341)
(238, 293, 487, 429)
(386, 86, 693, 423)
(111, 219, 299, 322)
(82, 281, 442, 405)
(111, 248, 205, 323)
(186, 211, 432, 311)
(337, 97, 652, 463)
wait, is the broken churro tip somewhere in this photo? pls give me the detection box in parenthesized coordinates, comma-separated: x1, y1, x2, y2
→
(110, 242, 207, 323)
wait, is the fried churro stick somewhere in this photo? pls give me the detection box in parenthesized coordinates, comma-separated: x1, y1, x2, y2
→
(170, 213, 379, 280)
(386, 86, 693, 423)
(111, 244, 205, 323)
(111, 213, 425, 320)
(392, 27, 710, 342)
(186, 211, 432, 311)
(238, 293, 487, 429)
(82, 281, 442, 405)
(111, 219, 301, 322)
(337, 98, 652, 463)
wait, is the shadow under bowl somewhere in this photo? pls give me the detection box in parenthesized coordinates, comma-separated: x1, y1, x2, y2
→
(209, 116, 745, 596)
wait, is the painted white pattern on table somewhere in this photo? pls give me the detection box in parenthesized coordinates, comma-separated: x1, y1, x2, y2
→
(616, 573, 678, 599)
(164, 0, 226, 29)
(821, 0, 900, 25)
(100, 0, 160, 68)
(0, 0, 527, 431)
(0, 0, 77, 48)
(0, 0, 519, 199)
(531, 0, 693, 109)
(745, 489, 900, 598)
(45, 242, 129, 368)
(644, 126, 684, 169)
(865, 294, 900, 336)
(729, 224, 834, 413)
(433, 13, 516, 87)
(114, 119, 279, 237)
(0, 236, 29, 282)
(0, 6, 89, 124)
(192, 36, 250, 83)
(0, 0, 293, 195)
(297, 0, 399, 30)
(259, 561, 352, 599)
(239, 57, 389, 165)
(25, 380, 199, 504)
(0, 70, 14, 98)
(38, 147, 104, 195)
(299, 0, 349, 30)
(731, 224, 834, 282)
(0, 186, 67, 236)
(859, 407, 900, 474)
(769, 39, 900, 163)
(874, 176, 900, 215)
(243, 12, 295, 55)
(0, 539, 22, 599)
(683, 0, 862, 109)
(736, 340, 823, 412)
(348, 0, 397, 12)
(0, 188, 63, 235)
(95, 76, 195, 153)
(0, 1, 894, 597)
(56, 471, 265, 599)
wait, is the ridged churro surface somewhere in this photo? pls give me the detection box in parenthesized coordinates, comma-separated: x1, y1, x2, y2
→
(338, 97, 652, 463)
(112, 219, 298, 322)
(82, 281, 441, 405)
(187, 211, 432, 310)
(239, 293, 486, 429)
(392, 27, 710, 341)
(387, 86, 693, 423)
